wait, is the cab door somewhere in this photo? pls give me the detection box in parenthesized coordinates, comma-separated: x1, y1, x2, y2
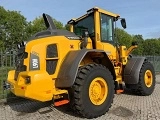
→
(98, 13, 117, 60)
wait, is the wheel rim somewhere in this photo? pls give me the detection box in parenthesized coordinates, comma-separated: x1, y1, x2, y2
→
(89, 77, 108, 105)
(144, 70, 153, 87)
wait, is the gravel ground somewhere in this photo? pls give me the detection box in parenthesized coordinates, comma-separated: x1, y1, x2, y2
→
(0, 75, 160, 120)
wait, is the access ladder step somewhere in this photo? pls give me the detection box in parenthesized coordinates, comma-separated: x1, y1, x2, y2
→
(116, 89, 124, 94)
(54, 100, 69, 106)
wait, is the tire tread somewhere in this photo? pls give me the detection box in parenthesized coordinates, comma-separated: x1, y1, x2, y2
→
(71, 63, 114, 118)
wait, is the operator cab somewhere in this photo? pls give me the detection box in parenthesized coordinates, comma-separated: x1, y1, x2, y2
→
(68, 7, 126, 49)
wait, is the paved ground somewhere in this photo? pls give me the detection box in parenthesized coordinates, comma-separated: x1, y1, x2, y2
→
(0, 75, 160, 120)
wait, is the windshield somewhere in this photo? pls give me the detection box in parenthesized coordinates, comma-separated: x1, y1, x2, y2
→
(73, 14, 94, 36)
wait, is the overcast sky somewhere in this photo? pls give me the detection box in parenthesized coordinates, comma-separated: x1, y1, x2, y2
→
(0, 0, 160, 39)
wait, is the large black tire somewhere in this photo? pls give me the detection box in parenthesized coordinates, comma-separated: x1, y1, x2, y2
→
(127, 61, 155, 96)
(69, 64, 114, 119)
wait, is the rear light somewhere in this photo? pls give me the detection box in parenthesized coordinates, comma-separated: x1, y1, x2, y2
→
(21, 87, 25, 89)
(25, 76, 31, 84)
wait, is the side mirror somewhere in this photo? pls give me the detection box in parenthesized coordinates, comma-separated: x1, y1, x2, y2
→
(121, 18, 127, 29)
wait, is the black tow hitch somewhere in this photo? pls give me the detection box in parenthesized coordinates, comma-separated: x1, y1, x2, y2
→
(3, 80, 10, 90)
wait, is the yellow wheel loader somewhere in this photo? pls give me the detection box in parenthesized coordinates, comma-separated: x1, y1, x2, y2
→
(6, 7, 155, 118)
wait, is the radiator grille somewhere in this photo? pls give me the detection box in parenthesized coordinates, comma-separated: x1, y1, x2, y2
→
(46, 44, 58, 58)
(46, 60, 57, 75)
(46, 44, 58, 75)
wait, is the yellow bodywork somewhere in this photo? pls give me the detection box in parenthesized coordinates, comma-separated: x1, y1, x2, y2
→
(8, 70, 54, 101)
(7, 7, 136, 102)
(7, 36, 93, 101)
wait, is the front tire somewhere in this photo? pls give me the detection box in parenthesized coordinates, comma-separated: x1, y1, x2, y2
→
(69, 64, 114, 118)
(127, 61, 155, 96)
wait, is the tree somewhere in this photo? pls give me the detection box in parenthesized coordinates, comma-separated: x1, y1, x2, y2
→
(143, 39, 160, 55)
(132, 35, 144, 55)
(0, 6, 28, 50)
(28, 16, 64, 37)
(0, 6, 7, 49)
(26, 17, 45, 38)
(115, 28, 132, 48)
(65, 24, 70, 31)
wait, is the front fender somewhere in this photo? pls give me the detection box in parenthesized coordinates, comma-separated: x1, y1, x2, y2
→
(123, 57, 146, 84)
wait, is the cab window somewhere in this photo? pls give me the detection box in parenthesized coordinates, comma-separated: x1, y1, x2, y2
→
(73, 14, 94, 36)
(100, 13, 114, 43)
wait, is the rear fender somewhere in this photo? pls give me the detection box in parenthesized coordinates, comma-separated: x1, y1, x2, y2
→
(55, 49, 116, 88)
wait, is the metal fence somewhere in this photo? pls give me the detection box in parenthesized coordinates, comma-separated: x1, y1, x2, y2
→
(0, 51, 16, 99)
(145, 56, 160, 73)
(0, 53, 160, 99)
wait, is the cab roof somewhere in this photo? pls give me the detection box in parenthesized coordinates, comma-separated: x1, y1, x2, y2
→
(68, 7, 120, 24)
(88, 7, 120, 18)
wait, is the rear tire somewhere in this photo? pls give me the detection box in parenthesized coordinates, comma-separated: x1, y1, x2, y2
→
(127, 61, 155, 96)
(69, 64, 114, 118)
